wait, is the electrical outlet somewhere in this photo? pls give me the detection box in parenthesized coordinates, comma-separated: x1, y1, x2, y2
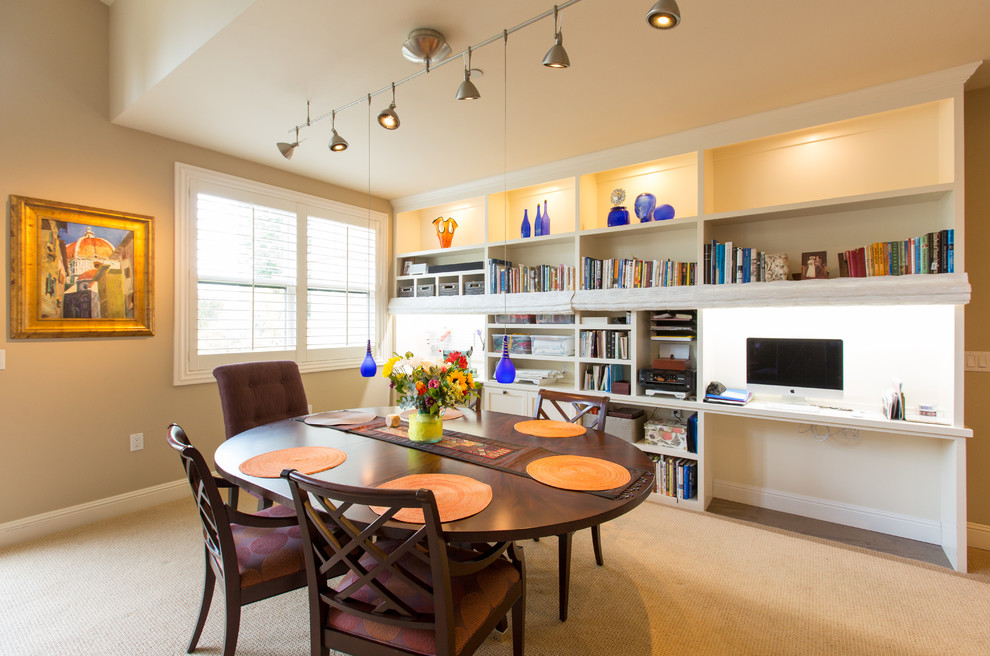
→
(129, 432, 144, 451)
(837, 427, 860, 439)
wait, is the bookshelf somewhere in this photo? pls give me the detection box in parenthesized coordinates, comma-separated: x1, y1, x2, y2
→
(388, 64, 977, 571)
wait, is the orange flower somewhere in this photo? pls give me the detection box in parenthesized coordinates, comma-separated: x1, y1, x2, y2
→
(415, 381, 427, 395)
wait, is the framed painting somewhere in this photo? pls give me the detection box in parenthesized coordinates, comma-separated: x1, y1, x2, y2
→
(9, 195, 154, 338)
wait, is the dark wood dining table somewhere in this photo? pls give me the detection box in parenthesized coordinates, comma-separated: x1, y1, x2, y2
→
(214, 406, 656, 619)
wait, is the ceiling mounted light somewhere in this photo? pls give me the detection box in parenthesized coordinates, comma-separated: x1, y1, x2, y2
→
(276, 127, 300, 160)
(542, 5, 570, 69)
(402, 28, 451, 72)
(456, 47, 481, 100)
(647, 0, 681, 29)
(377, 83, 400, 130)
(328, 110, 348, 152)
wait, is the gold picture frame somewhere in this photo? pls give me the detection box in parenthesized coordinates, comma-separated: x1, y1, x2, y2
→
(9, 195, 154, 338)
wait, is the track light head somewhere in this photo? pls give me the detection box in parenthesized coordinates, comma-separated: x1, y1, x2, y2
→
(276, 141, 298, 159)
(543, 6, 570, 68)
(377, 83, 400, 129)
(456, 47, 481, 100)
(329, 129, 348, 152)
(542, 33, 569, 68)
(647, 0, 680, 29)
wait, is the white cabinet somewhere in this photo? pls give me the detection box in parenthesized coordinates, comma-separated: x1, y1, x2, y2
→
(483, 386, 534, 416)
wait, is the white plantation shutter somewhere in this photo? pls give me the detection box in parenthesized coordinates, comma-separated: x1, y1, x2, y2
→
(306, 216, 376, 350)
(196, 194, 297, 354)
(174, 164, 385, 384)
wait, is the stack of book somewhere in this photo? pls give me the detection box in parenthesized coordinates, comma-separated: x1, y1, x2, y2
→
(703, 240, 767, 285)
(582, 364, 618, 393)
(579, 330, 629, 360)
(487, 258, 575, 294)
(581, 256, 696, 290)
(649, 454, 697, 500)
(704, 387, 752, 405)
(838, 229, 954, 277)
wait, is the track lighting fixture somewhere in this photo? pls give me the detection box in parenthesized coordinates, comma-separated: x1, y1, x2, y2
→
(542, 5, 570, 69)
(280, 1, 686, 157)
(328, 110, 348, 152)
(456, 47, 481, 100)
(647, 0, 680, 29)
(377, 83, 400, 130)
(276, 126, 300, 159)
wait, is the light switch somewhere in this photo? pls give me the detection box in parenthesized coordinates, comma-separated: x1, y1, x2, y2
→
(0, 349, 4, 369)
(965, 351, 990, 372)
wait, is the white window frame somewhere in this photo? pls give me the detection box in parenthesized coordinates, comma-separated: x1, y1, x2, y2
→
(174, 162, 387, 385)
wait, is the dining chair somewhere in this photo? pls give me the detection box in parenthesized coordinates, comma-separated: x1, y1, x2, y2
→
(212, 360, 309, 509)
(166, 423, 309, 656)
(282, 468, 526, 656)
(532, 388, 609, 621)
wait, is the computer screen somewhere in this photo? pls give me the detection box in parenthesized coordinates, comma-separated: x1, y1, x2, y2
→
(746, 337, 843, 393)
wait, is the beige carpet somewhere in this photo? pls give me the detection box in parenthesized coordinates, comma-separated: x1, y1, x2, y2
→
(3, 498, 990, 655)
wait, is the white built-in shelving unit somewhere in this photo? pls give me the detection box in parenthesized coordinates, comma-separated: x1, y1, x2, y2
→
(387, 63, 978, 571)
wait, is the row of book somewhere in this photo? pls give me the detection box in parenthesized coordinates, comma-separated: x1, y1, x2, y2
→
(581, 363, 619, 392)
(703, 241, 768, 285)
(581, 257, 697, 290)
(837, 230, 954, 277)
(579, 330, 630, 360)
(649, 454, 698, 500)
(487, 258, 575, 294)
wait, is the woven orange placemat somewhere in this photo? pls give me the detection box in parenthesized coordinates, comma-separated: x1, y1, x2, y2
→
(372, 474, 492, 523)
(526, 455, 631, 491)
(513, 419, 586, 438)
(399, 408, 465, 421)
(239, 446, 347, 478)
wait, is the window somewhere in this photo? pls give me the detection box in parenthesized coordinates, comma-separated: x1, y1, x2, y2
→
(175, 163, 386, 384)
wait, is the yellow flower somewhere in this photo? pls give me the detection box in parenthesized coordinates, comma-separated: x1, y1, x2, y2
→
(448, 370, 468, 393)
(382, 355, 401, 378)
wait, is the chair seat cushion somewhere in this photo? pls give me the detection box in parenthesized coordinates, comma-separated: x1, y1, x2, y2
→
(230, 503, 304, 588)
(327, 541, 520, 655)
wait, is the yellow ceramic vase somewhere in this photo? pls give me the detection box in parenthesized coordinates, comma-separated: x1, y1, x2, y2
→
(407, 412, 443, 443)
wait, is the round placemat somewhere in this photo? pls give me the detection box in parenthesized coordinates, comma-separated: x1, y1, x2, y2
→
(372, 474, 492, 524)
(514, 419, 586, 438)
(400, 407, 465, 421)
(526, 455, 631, 491)
(303, 410, 377, 427)
(239, 446, 347, 478)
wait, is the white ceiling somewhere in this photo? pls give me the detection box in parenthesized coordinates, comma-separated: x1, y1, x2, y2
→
(108, 0, 990, 203)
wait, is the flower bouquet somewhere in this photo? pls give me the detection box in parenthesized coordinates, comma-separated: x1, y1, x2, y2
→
(382, 351, 479, 442)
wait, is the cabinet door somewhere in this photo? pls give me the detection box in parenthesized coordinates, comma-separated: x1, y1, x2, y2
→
(484, 387, 535, 416)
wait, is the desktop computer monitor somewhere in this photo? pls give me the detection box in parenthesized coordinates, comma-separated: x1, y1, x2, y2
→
(746, 337, 844, 403)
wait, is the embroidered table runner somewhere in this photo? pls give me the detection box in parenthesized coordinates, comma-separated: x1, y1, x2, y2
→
(330, 418, 652, 501)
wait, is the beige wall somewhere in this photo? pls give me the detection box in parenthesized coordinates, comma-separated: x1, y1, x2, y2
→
(964, 86, 990, 526)
(0, 0, 391, 524)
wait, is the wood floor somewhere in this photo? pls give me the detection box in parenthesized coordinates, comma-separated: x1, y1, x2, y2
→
(706, 498, 951, 569)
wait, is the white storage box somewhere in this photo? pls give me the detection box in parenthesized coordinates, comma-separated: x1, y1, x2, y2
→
(531, 334, 575, 356)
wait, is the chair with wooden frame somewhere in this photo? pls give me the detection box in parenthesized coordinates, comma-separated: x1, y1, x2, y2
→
(166, 423, 311, 656)
(282, 468, 526, 656)
(532, 388, 609, 621)
(212, 360, 309, 509)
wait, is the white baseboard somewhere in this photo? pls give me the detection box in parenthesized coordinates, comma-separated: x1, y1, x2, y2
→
(713, 479, 942, 545)
(967, 522, 990, 551)
(0, 479, 188, 549)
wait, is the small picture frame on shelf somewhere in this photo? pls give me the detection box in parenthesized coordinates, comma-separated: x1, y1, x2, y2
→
(801, 251, 828, 279)
(401, 259, 413, 276)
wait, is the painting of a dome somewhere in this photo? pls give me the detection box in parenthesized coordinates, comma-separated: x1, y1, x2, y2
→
(66, 228, 115, 259)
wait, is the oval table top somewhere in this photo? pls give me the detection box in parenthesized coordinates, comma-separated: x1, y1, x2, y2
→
(214, 407, 656, 543)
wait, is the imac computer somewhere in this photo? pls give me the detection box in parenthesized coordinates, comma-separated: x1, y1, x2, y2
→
(746, 337, 844, 407)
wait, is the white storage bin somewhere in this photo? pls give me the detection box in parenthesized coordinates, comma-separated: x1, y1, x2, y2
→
(531, 334, 575, 356)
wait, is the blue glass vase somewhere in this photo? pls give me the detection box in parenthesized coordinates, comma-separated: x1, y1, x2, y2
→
(542, 200, 550, 236)
(521, 209, 531, 238)
(653, 204, 676, 221)
(607, 206, 629, 227)
(534, 205, 543, 237)
(635, 193, 656, 222)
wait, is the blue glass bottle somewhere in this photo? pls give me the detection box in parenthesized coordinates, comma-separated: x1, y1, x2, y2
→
(521, 209, 531, 238)
(534, 205, 543, 237)
(542, 200, 550, 236)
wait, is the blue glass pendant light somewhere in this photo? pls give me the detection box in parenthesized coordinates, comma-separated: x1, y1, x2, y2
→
(494, 339, 516, 383)
(360, 339, 377, 377)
